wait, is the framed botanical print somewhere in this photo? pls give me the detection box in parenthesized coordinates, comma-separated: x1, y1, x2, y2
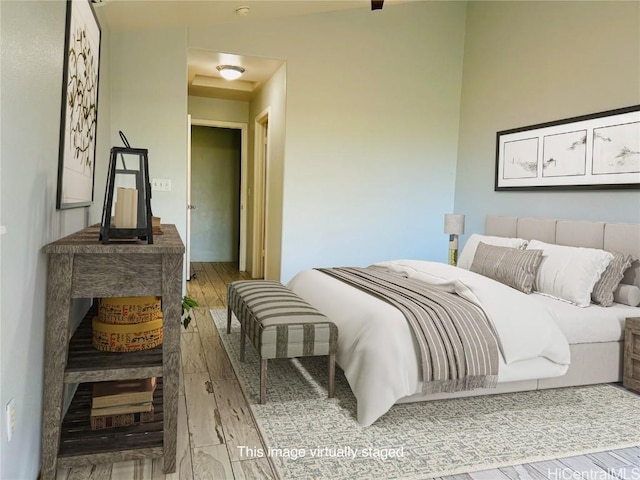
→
(56, 0, 101, 209)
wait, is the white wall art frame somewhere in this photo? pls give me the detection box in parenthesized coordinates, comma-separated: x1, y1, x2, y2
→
(56, 0, 101, 209)
(495, 105, 640, 191)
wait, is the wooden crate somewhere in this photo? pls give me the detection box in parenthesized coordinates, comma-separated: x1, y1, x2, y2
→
(623, 317, 640, 394)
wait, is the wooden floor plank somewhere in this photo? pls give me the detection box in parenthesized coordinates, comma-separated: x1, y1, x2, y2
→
(151, 393, 194, 480)
(230, 458, 275, 480)
(191, 262, 205, 274)
(211, 378, 264, 462)
(527, 459, 573, 478)
(196, 308, 236, 380)
(186, 276, 206, 308)
(558, 455, 617, 479)
(183, 372, 225, 448)
(468, 469, 511, 480)
(499, 464, 550, 480)
(180, 332, 208, 374)
(589, 450, 633, 469)
(612, 447, 640, 464)
(191, 445, 234, 480)
(109, 459, 153, 480)
(202, 263, 228, 307)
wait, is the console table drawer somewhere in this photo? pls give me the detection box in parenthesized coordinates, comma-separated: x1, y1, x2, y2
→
(71, 253, 162, 298)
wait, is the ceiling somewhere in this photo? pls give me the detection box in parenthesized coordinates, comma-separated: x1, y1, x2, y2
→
(187, 49, 284, 101)
(94, 0, 392, 102)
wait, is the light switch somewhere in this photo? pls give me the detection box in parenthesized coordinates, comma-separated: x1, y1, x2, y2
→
(152, 179, 172, 192)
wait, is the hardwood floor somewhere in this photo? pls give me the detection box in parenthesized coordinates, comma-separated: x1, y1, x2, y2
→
(56, 262, 640, 480)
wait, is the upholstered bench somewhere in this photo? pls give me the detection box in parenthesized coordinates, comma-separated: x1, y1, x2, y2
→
(227, 280, 338, 404)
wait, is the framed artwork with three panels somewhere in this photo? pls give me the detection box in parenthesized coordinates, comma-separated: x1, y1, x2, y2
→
(495, 105, 640, 191)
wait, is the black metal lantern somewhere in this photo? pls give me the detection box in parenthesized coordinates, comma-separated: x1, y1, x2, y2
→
(100, 146, 153, 244)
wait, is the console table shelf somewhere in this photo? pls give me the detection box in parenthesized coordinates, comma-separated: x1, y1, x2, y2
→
(40, 224, 184, 479)
(64, 306, 163, 383)
(58, 380, 164, 468)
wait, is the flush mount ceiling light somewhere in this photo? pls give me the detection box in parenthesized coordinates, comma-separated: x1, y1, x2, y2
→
(235, 6, 250, 16)
(216, 65, 245, 80)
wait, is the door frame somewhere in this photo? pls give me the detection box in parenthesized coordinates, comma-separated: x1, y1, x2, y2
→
(253, 108, 270, 279)
(188, 118, 249, 271)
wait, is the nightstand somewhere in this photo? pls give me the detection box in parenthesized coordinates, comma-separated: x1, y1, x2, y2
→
(624, 317, 640, 394)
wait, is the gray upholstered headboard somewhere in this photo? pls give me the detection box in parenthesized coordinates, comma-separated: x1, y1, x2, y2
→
(485, 215, 640, 289)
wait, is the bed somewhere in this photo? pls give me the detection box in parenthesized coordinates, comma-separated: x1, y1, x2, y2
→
(287, 216, 640, 426)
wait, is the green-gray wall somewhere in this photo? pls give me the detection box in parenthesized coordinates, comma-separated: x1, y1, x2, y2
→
(455, 1, 640, 241)
(190, 126, 241, 262)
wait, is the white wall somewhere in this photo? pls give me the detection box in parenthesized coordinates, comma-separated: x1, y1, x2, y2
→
(455, 1, 640, 241)
(247, 64, 287, 280)
(188, 96, 249, 124)
(0, 1, 110, 477)
(189, 1, 468, 282)
(93, 28, 189, 242)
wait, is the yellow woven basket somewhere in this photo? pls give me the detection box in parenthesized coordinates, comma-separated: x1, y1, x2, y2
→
(98, 296, 161, 325)
(92, 315, 163, 352)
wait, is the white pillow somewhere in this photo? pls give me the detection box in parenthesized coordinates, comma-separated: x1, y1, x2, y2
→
(457, 234, 528, 270)
(526, 240, 614, 307)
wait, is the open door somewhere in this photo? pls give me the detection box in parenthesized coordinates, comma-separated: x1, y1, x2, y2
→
(186, 118, 248, 274)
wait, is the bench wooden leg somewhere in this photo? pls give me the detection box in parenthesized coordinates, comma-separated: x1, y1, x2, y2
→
(239, 324, 246, 362)
(328, 353, 335, 398)
(227, 305, 232, 334)
(260, 358, 268, 404)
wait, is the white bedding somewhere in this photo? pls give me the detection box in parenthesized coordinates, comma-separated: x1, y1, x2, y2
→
(288, 260, 571, 426)
(530, 293, 640, 344)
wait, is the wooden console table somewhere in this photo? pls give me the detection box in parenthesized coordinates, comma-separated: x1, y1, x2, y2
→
(40, 225, 184, 479)
(624, 317, 640, 394)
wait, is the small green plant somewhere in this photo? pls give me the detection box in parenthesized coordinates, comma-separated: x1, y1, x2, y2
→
(182, 295, 198, 329)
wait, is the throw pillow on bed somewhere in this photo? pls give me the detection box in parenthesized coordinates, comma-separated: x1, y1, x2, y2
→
(614, 284, 640, 307)
(470, 242, 543, 294)
(591, 252, 635, 307)
(457, 234, 528, 270)
(526, 240, 614, 307)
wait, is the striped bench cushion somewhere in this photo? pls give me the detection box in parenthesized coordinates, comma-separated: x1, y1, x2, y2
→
(228, 280, 337, 360)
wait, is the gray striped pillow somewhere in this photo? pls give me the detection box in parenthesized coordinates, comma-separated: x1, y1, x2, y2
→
(470, 242, 543, 294)
(591, 252, 634, 307)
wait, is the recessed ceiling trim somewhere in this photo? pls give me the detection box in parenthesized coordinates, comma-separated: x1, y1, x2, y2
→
(192, 75, 255, 92)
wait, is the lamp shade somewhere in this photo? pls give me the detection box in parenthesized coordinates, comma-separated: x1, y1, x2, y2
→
(444, 214, 465, 235)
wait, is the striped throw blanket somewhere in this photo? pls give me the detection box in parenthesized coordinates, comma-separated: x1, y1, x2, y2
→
(317, 266, 499, 394)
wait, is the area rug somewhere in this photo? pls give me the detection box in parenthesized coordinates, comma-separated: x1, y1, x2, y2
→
(210, 309, 640, 479)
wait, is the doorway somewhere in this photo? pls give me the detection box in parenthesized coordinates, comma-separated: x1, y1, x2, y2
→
(187, 119, 248, 277)
(253, 108, 270, 279)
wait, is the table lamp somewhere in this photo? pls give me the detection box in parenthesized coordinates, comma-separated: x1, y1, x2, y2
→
(444, 214, 465, 266)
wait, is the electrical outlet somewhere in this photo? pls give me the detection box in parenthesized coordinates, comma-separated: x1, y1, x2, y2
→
(6, 399, 15, 442)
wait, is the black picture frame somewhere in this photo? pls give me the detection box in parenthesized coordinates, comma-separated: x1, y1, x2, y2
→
(495, 105, 640, 191)
(56, 0, 102, 209)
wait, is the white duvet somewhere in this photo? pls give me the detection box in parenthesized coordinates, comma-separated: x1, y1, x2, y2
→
(287, 260, 570, 426)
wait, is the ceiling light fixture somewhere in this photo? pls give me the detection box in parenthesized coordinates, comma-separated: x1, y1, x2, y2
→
(217, 65, 245, 81)
(235, 6, 250, 16)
